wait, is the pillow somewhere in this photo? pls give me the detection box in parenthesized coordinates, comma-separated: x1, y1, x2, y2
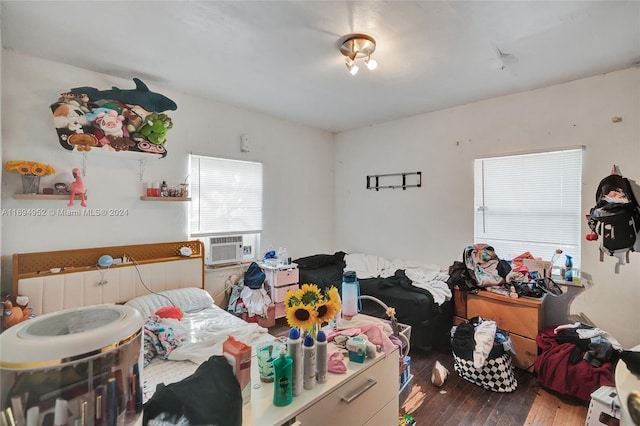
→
(125, 287, 213, 317)
(156, 306, 184, 320)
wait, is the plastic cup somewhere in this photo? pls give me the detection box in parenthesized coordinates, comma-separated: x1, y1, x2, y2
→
(257, 343, 275, 382)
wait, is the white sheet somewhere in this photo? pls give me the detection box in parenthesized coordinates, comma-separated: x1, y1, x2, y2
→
(131, 289, 281, 402)
(344, 253, 452, 305)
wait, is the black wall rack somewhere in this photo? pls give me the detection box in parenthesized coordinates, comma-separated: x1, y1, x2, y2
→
(366, 171, 422, 191)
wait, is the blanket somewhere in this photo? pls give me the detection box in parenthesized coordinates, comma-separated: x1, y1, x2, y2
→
(345, 253, 452, 305)
(534, 326, 615, 402)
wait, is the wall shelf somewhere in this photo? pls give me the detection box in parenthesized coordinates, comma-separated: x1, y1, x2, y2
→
(13, 194, 88, 200)
(366, 171, 422, 191)
(140, 196, 191, 201)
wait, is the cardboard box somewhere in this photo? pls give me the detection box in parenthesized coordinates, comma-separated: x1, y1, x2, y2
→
(585, 386, 621, 426)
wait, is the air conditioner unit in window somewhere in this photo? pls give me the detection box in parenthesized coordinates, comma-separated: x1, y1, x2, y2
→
(207, 235, 243, 266)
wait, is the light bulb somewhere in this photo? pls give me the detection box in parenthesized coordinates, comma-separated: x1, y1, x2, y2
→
(349, 63, 359, 75)
(365, 57, 377, 70)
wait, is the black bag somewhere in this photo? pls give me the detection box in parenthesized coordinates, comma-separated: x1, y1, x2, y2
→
(447, 260, 477, 291)
(143, 355, 242, 426)
(244, 261, 266, 289)
(586, 173, 640, 269)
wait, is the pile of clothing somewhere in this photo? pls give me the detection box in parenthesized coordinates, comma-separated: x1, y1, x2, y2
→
(534, 322, 618, 402)
(227, 262, 272, 319)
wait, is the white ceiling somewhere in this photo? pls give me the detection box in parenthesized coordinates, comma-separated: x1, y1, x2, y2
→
(2, 1, 640, 133)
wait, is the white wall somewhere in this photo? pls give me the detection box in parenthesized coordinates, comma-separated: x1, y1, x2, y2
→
(335, 68, 640, 347)
(1, 51, 335, 292)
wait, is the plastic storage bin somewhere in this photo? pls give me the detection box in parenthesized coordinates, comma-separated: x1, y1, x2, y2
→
(0, 305, 144, 426)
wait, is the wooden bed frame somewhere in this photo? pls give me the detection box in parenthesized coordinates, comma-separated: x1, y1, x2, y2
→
(12, 240, 205, 315)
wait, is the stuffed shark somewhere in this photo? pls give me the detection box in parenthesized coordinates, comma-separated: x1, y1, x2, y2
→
(72, 78, 177, 113)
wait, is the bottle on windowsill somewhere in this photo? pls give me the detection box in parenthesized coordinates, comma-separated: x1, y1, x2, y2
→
(160, 181, 168, 197)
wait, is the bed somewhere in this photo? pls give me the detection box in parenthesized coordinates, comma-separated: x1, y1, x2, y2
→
(4, 241, 401, 426)
(294, 251, 455, 352)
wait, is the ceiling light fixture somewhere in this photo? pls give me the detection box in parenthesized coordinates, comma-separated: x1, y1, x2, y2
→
(339, 33, 377, 75)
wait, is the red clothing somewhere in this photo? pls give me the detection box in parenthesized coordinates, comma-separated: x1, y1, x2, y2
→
(534, 326, 614, 402)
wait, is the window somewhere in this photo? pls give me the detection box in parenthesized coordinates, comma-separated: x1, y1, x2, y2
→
(189, 154, 262, 259)
(474, 147, 583, 271)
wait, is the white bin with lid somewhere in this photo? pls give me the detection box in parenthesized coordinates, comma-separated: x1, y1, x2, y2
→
(1, 304, 144, 426)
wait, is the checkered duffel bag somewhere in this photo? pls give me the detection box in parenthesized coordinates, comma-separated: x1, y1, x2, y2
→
(451, 319, 517, 392)
(453, 351, 517, 392)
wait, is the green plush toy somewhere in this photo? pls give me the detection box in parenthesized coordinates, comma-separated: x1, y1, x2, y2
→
(133, 112, 173, 145)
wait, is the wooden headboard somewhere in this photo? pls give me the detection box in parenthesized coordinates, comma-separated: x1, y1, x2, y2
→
(12, 241, 205, 315)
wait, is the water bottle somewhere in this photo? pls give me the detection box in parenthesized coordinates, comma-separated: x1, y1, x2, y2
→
(564, 255, 573, 281)
(342, 271, 359, 319)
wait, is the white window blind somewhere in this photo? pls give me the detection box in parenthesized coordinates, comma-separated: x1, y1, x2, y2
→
(190, 155, 262, 236)
(474, 148, 583, 268)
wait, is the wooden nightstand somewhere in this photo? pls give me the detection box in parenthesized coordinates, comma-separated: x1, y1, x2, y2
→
(453, 288, 546, 371)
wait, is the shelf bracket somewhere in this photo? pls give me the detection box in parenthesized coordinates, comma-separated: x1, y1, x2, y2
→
(81, 152, 88, 177)
(138, 158, 147, 181)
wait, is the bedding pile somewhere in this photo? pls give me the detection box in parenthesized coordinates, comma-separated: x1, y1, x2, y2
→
(345, 253, 452, 305)
(295, 252, 456, 352)
(124, 288, 277, 403)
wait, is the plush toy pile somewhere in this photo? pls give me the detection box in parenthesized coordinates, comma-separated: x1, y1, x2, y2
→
(50, 78, 177, 158)
(1, 295, 34, 330)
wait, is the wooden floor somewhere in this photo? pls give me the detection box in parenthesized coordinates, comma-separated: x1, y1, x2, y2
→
(268, 318, 589, 425)
(403, 345, 589, 426)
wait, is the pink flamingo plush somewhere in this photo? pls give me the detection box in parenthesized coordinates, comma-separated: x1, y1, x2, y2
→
(67, 168, 87, 207)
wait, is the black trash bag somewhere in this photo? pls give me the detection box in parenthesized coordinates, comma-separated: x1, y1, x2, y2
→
(244, 261, 266, 289)
(143, 355, 242, 426)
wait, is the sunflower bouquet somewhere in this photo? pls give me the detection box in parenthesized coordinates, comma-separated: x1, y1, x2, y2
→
(284, 283, 341, 337)
(5, 160, 55, 176)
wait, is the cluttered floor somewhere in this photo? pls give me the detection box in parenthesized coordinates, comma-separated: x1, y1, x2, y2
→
(268, 318, 589, 426)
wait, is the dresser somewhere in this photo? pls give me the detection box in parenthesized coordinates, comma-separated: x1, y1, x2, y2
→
(453, 288, 546, 371)
(243, 317, 399, 426)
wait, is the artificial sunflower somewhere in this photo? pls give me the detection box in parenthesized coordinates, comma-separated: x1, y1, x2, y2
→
(285, 303, 318, 330)
(315, 298, 339, 324)
(284, 283, 342, 333)
(297, 283, 322, 305)
(4, 160, 55, 176)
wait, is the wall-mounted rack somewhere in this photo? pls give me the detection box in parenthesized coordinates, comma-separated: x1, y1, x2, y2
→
(366, 171, 422, 191)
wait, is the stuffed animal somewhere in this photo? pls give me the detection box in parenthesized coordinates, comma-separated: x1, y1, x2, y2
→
(133, 112, 173, 146)
(2, 295, 33, 330)
(122, 105, 151, 133)
(90, 109, 127, 146)
(67, 133, 98, 152)
(71, 78, 177, 112)
(68, 167, 87, 207)
(109, 136, 135, 151)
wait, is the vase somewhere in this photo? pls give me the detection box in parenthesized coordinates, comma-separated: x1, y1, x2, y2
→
(21, 175, 41, 194)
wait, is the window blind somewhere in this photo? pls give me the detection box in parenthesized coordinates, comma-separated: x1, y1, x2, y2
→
(190, 155, 262, 236)
(474, 148, 583, 268)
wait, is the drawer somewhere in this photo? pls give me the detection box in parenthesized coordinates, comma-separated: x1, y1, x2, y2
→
(265, 268, 299, 288)
(296, 350, 398, 426)
(364, 396, 398, 426)
(272, 283, 298, 303)
(466, 294, 542, 339)
(509, 333, 538, 372)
